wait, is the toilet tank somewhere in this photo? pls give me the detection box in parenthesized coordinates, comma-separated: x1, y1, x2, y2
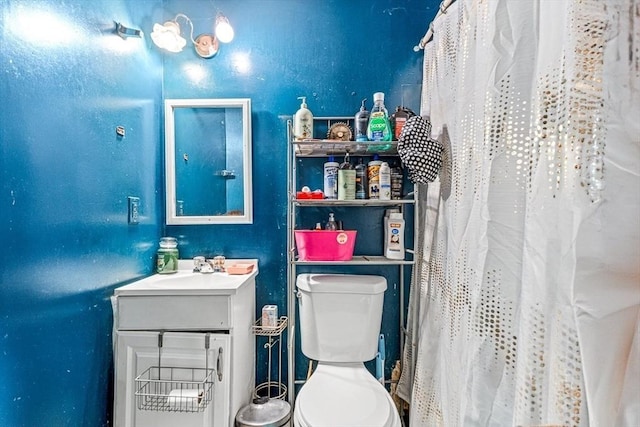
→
(296, 274, 387, 362)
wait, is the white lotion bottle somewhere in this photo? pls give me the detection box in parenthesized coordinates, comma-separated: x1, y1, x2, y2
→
(383, 208, 399, 257)
(379, 161, 391, 200)
(293, 96, 313, 140)
(385, 212, 405, 260)
(323, 155, 339, 199)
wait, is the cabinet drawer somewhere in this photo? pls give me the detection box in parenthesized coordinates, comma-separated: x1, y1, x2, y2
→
(117, 295, 230, 330)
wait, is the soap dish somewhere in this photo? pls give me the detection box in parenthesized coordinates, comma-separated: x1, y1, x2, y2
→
(226, 263, 254, 275)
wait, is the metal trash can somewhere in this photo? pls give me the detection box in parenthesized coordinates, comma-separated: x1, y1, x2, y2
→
(235, 397, 291, 427)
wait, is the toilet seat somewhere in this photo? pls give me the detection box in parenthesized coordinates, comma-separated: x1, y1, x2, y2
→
(294, 363, 401, 427)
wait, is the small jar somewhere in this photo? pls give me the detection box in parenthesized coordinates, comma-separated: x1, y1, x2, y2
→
(157, 237, 179, 274)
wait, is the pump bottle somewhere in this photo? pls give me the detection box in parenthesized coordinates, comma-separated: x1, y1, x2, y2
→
(325, 212, 338, 231)
(294, 96, 313, 140)
(354, 99, 370, 142)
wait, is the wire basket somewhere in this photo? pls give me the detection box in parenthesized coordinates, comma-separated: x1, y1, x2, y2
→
(135, 366, 215, 413)
(254, 381, 287, 400)
(252, 316, 288, 336)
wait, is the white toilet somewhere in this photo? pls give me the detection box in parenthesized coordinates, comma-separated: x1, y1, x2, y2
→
(293, 273, 402, 427)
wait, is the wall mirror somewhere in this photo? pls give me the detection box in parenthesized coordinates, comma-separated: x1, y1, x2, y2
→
(165, 98, 252, 224)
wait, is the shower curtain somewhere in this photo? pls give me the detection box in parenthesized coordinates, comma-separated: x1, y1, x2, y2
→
(397, 1, 639, 426)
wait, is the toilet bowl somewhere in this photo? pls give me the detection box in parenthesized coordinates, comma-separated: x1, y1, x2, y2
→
(294, 274, 401, 427)
(293, 363, 401, 427)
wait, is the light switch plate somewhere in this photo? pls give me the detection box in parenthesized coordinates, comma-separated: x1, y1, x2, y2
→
(128, 196, 140, 224)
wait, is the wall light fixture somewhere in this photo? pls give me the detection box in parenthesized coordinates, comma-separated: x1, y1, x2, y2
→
(115, 22, 142, 39)
(150, 13, 234, 59)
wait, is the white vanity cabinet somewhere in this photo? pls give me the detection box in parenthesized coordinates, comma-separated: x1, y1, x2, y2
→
(112, 260, 257, 427)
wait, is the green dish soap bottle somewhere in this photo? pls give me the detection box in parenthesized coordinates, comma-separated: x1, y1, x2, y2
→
(366, 92, 392, 143)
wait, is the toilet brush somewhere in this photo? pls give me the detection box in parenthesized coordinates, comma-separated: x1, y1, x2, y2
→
(376, 334, 386, 385)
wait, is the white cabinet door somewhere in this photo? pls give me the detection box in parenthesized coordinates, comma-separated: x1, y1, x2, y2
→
(114, 331, 230, 427)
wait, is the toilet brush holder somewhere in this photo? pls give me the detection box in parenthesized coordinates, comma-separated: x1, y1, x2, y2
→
(235, 396, 291, 427)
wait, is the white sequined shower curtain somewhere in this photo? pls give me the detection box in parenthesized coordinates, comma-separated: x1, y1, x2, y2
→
(397, 1, 640, 426)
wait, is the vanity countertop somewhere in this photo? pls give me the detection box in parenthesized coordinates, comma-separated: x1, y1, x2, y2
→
(114, 259, 258, 296)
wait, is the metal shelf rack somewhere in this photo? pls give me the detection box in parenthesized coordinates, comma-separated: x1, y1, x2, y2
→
(286, 117, 417, 404)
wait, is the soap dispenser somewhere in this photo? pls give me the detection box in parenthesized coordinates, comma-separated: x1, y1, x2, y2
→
(294, 96, 313, 140)
(354, 98, 370, 142)
(325, 212, 338, 230)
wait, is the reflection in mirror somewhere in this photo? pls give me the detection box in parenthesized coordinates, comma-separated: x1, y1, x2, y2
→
(165, 98, 252, 224)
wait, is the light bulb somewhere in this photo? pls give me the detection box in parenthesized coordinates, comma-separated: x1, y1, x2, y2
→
(150, 21, 186, 52)
(215, 15, 234, 43)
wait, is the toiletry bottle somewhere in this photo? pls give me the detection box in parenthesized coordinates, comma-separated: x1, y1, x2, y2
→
(367, 154, 383, 199)
(338, 153, 356, 200)
(157, 237, 179, 274)
(385, 212, 405, 260)
(391, 106, 410, 140)
(355, 158, 368, 199)
(325, 212, 338, 230)
(354, 98, 370, 142)
(383, 208, 400, 257)
(293, 96, 313, 140)
(391, 163, 404, 200)
(366, 92, 392, 142)
(323, 155, 339, 199)
(379, 161, 391, 200)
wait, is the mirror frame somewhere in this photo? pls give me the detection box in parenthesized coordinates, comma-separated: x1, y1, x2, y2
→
(164, 98, 253, 224)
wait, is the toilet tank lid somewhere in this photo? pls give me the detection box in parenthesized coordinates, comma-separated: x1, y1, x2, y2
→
(296, 274, 387, 294)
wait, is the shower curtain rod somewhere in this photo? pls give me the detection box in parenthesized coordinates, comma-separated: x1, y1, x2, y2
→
(413, 0, 456, 51)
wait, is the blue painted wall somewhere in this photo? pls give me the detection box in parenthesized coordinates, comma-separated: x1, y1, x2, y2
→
(0, 1, 165, 425)
(0, 0, 435, 424)
(161, 0, 431, 394)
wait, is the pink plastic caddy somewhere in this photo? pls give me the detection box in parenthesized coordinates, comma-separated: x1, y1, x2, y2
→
(294, 230, 357, 261)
